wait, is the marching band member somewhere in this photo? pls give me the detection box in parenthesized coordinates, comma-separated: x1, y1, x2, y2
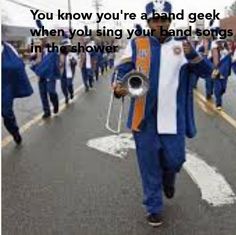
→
(212, 39, 232, 110)
(30, 20, 59, 119)
(191, 37, 204, 88)
(31, 36, 60, 118)
(108, 51, 115, 69)
(204, 37, 215, 100)
(59, 38, 78, 104)
(80, 37, 94, 92)
(90, 39, 99, 81)
(93, 50, 100, 81)
(103, 51, 108, 73)
(112, 0, 212, 226)
(97, 50, 105, 76)
(2, 41, 33, 144)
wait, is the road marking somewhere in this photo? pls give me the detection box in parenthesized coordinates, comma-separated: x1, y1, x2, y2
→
(195, 97, 215, 116)
(87, 133, 236, 206)
(185, 150, 236, 206)
(87, 133, 135, 158)
(195, 90, 236, 129)
(2, 85, 84, 148)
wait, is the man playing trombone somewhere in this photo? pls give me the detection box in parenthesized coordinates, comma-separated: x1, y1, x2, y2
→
(112, 0, 213, 227)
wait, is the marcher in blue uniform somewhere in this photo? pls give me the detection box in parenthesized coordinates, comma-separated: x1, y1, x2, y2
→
(96, 47, 104, 77)
(93, 50, 100, 81)
(59, 38, 78, 104)
(90, 41, 99, 81)
(204, 38, 215, 100)
(212, 40, 232, 110)
(2, 42, 33, 144)
(31, 37, 59, 119)
(112, 0, 212, 227)
(80, 39, 94, 92)
(103, 51, 108, 73)
(191, 38, 204, 88)
(108, 52, 115, 69)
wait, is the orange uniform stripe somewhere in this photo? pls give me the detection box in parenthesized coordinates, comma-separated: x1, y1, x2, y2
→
(131, 37, 151, 131)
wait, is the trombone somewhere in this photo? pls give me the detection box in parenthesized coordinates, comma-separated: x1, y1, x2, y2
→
(105, 69, 149, 134)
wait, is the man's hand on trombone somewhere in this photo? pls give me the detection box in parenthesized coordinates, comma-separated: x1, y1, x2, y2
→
(113, 83, 128, 98)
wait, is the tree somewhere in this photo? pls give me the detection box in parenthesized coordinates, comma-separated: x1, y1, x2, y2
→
(230, 0, 236, 16)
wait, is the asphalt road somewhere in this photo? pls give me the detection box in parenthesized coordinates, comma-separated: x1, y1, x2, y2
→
(2, 69, 236, 235)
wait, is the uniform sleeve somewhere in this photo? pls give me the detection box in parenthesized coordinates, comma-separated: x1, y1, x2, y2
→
(111, 40, 135, 84)
(5, 42, 20, 57)
(186, 49, 213, 78)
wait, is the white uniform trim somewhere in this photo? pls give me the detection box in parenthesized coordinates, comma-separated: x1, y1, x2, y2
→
(157, 39, 187, 134)
(3, 42, 19, 57)
(220, 48, 229, 60)
(65, 52, 77, 78)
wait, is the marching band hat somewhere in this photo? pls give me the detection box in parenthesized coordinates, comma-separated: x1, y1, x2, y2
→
(61, 38, 72, 46)
(146, 0, 172, 19)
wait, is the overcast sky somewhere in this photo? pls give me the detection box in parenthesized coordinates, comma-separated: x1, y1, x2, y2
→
(2, 0, 235, 30)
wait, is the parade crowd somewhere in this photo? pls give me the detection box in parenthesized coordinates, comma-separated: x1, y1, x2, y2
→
(2, 34, 116, 144)
(2, 24, 236, 144)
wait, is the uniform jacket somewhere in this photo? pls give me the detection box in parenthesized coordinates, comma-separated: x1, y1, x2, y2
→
(114, 36, 213, 138)
(2, 42, 33, 98)
(33, 51, 60, 80)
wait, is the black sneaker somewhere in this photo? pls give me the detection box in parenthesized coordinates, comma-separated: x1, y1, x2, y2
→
(163, 171, 175, 199)
(206, 95, 212, 101)
(65, 97, 69, 104)
(42, 113, 51, 119)
(70, 93, 74, 100)
(163, 185, 175, 199)
(12, 132, 22, 145)
(53, 104, 59, 114)
(146, 214, 163, 227)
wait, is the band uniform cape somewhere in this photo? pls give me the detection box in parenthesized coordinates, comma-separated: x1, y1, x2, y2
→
(32, 51, 60, 80)
(114, 36, 213, 138)
(2, 42, 33, 98)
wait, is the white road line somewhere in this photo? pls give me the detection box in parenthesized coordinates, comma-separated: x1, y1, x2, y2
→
(87, 133, 135, 158)
(87, 133, 236, 206)
(184, 150, 236, 207)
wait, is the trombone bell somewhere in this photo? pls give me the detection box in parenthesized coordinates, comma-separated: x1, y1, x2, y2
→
(105, 70, 149, 134)
(123, 71, 149, 98)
